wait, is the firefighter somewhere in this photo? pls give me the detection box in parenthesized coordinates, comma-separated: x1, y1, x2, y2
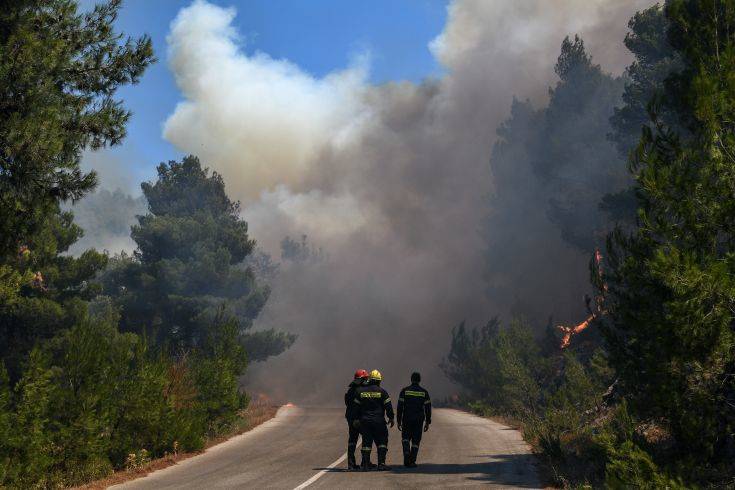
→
(396, 371, 431, 467)
(345, 369, 369, 470)
(351, 369, 394, 471)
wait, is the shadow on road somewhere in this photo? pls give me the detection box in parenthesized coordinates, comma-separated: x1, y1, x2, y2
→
(313, 453, 539, 487)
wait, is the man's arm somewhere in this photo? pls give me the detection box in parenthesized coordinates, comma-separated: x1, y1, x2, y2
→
(424, 389, 432, 425)
(396, 388, 405, 426)
(348, 393, 362, 421)
(383, 389, 395, 426)
(344, 386, 353, 407)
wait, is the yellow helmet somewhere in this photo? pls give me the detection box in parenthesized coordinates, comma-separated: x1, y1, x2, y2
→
(370, 369, 382, 381)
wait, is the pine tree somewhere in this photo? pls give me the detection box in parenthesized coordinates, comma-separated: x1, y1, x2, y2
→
(0, 0, 154, 256)
(105, 155, 295, 361)
(0, 0, 154, 379)
(609, 4, 684, 157)
(603, 0, 735, 471)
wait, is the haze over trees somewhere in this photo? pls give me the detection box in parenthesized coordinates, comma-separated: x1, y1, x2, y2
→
(2, 0, 734, 487)
(66, 188, 146, 255)
(447, 1, 735, 486)
(101, 156, 295, 362)
(484, 35, 629, 322)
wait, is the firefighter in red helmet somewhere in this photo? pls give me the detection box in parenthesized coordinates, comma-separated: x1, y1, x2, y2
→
(345, 369, 369, 470)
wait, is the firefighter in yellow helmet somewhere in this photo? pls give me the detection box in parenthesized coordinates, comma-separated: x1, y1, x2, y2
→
(349, 369, 394, 470)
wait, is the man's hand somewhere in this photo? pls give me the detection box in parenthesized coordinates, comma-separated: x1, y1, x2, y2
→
(352, 419, 361, 429)
(397, 422, 402, 431)
(424, 422, 430, 432)
(388, 419, 395, 428)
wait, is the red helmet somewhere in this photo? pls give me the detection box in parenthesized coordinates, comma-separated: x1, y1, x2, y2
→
(354, 369, 369, 379)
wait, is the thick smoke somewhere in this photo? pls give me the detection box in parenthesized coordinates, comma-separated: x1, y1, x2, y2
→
(160, 0, 654, 402)
(69, 147, 149, 257)
(67, 189, 146, 256)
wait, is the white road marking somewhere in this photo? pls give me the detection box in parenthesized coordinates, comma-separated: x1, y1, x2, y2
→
(292, 452, 347, 490)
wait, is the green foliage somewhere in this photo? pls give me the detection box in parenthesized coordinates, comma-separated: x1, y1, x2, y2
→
(0, 207, 108, 382)
(0, 1, 154, 444)
(464, 3, 735, 487)
(0, 305, 219, 487)
(105, 155, 295, 360)
(191, 313, 248, 434)
(604, 441, 684, 489)
(609, 4, 684, 157)
(602, 0, 735, 476)
(443, 317, 624, 486)
(603, 4, 687, 230)
(0, 0, 154, 257)
(442, 318, 612, 424)
(442, 318, 548, 418)
(0, 2, 277, 486)
(444, 316, 689, 486)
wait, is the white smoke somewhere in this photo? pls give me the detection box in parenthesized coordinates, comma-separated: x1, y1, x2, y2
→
(162, 0, 656, 401)
(164, 0, 371, 207)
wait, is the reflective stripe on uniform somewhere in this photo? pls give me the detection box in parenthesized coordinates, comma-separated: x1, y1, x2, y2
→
(404, 390, 425, 397)
(360, 391, 382, 398)
(398, 397, 405, 402)
(353, 398, 361, 404)
(383, 397, 391, 404)
(402, 439, 409, 442)
(378, 444, 388, 449)
(361, 447, 371, 452)
(424, 400, 431, 404)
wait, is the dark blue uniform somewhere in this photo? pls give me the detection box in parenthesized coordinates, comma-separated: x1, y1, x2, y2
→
(344, 379, 363, 468)
(351, 381, 394, 468)
(397, 383, 431, 466)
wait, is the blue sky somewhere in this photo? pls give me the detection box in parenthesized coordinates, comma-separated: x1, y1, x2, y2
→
(101, 0, 448, 188)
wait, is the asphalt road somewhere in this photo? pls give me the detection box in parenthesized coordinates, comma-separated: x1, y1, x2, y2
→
(113, 406, 542, 489)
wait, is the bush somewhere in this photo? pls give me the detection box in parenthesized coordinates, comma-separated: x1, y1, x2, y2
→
(0, 302, 246, 487)
(604, 441, 683, 489)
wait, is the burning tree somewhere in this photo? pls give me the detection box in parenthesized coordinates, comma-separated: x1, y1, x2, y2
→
(556, 248, 607, 349)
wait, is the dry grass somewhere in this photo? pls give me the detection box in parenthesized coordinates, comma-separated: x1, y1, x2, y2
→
(204, 403, 278, 448)
(74, 403, 278, 490)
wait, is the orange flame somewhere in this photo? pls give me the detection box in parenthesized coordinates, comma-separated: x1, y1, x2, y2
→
(557, 315, 594, 349)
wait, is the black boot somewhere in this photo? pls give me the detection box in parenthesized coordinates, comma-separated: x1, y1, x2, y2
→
(347, 449, 357, 470)
(409, 446, 419, 467)
(360, 449, 372, 471)
(402, 439, 410, 467)
(377, 446, 390, 471)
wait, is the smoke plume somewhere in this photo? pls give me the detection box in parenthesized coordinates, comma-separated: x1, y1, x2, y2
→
(159, 0, 654, 402)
